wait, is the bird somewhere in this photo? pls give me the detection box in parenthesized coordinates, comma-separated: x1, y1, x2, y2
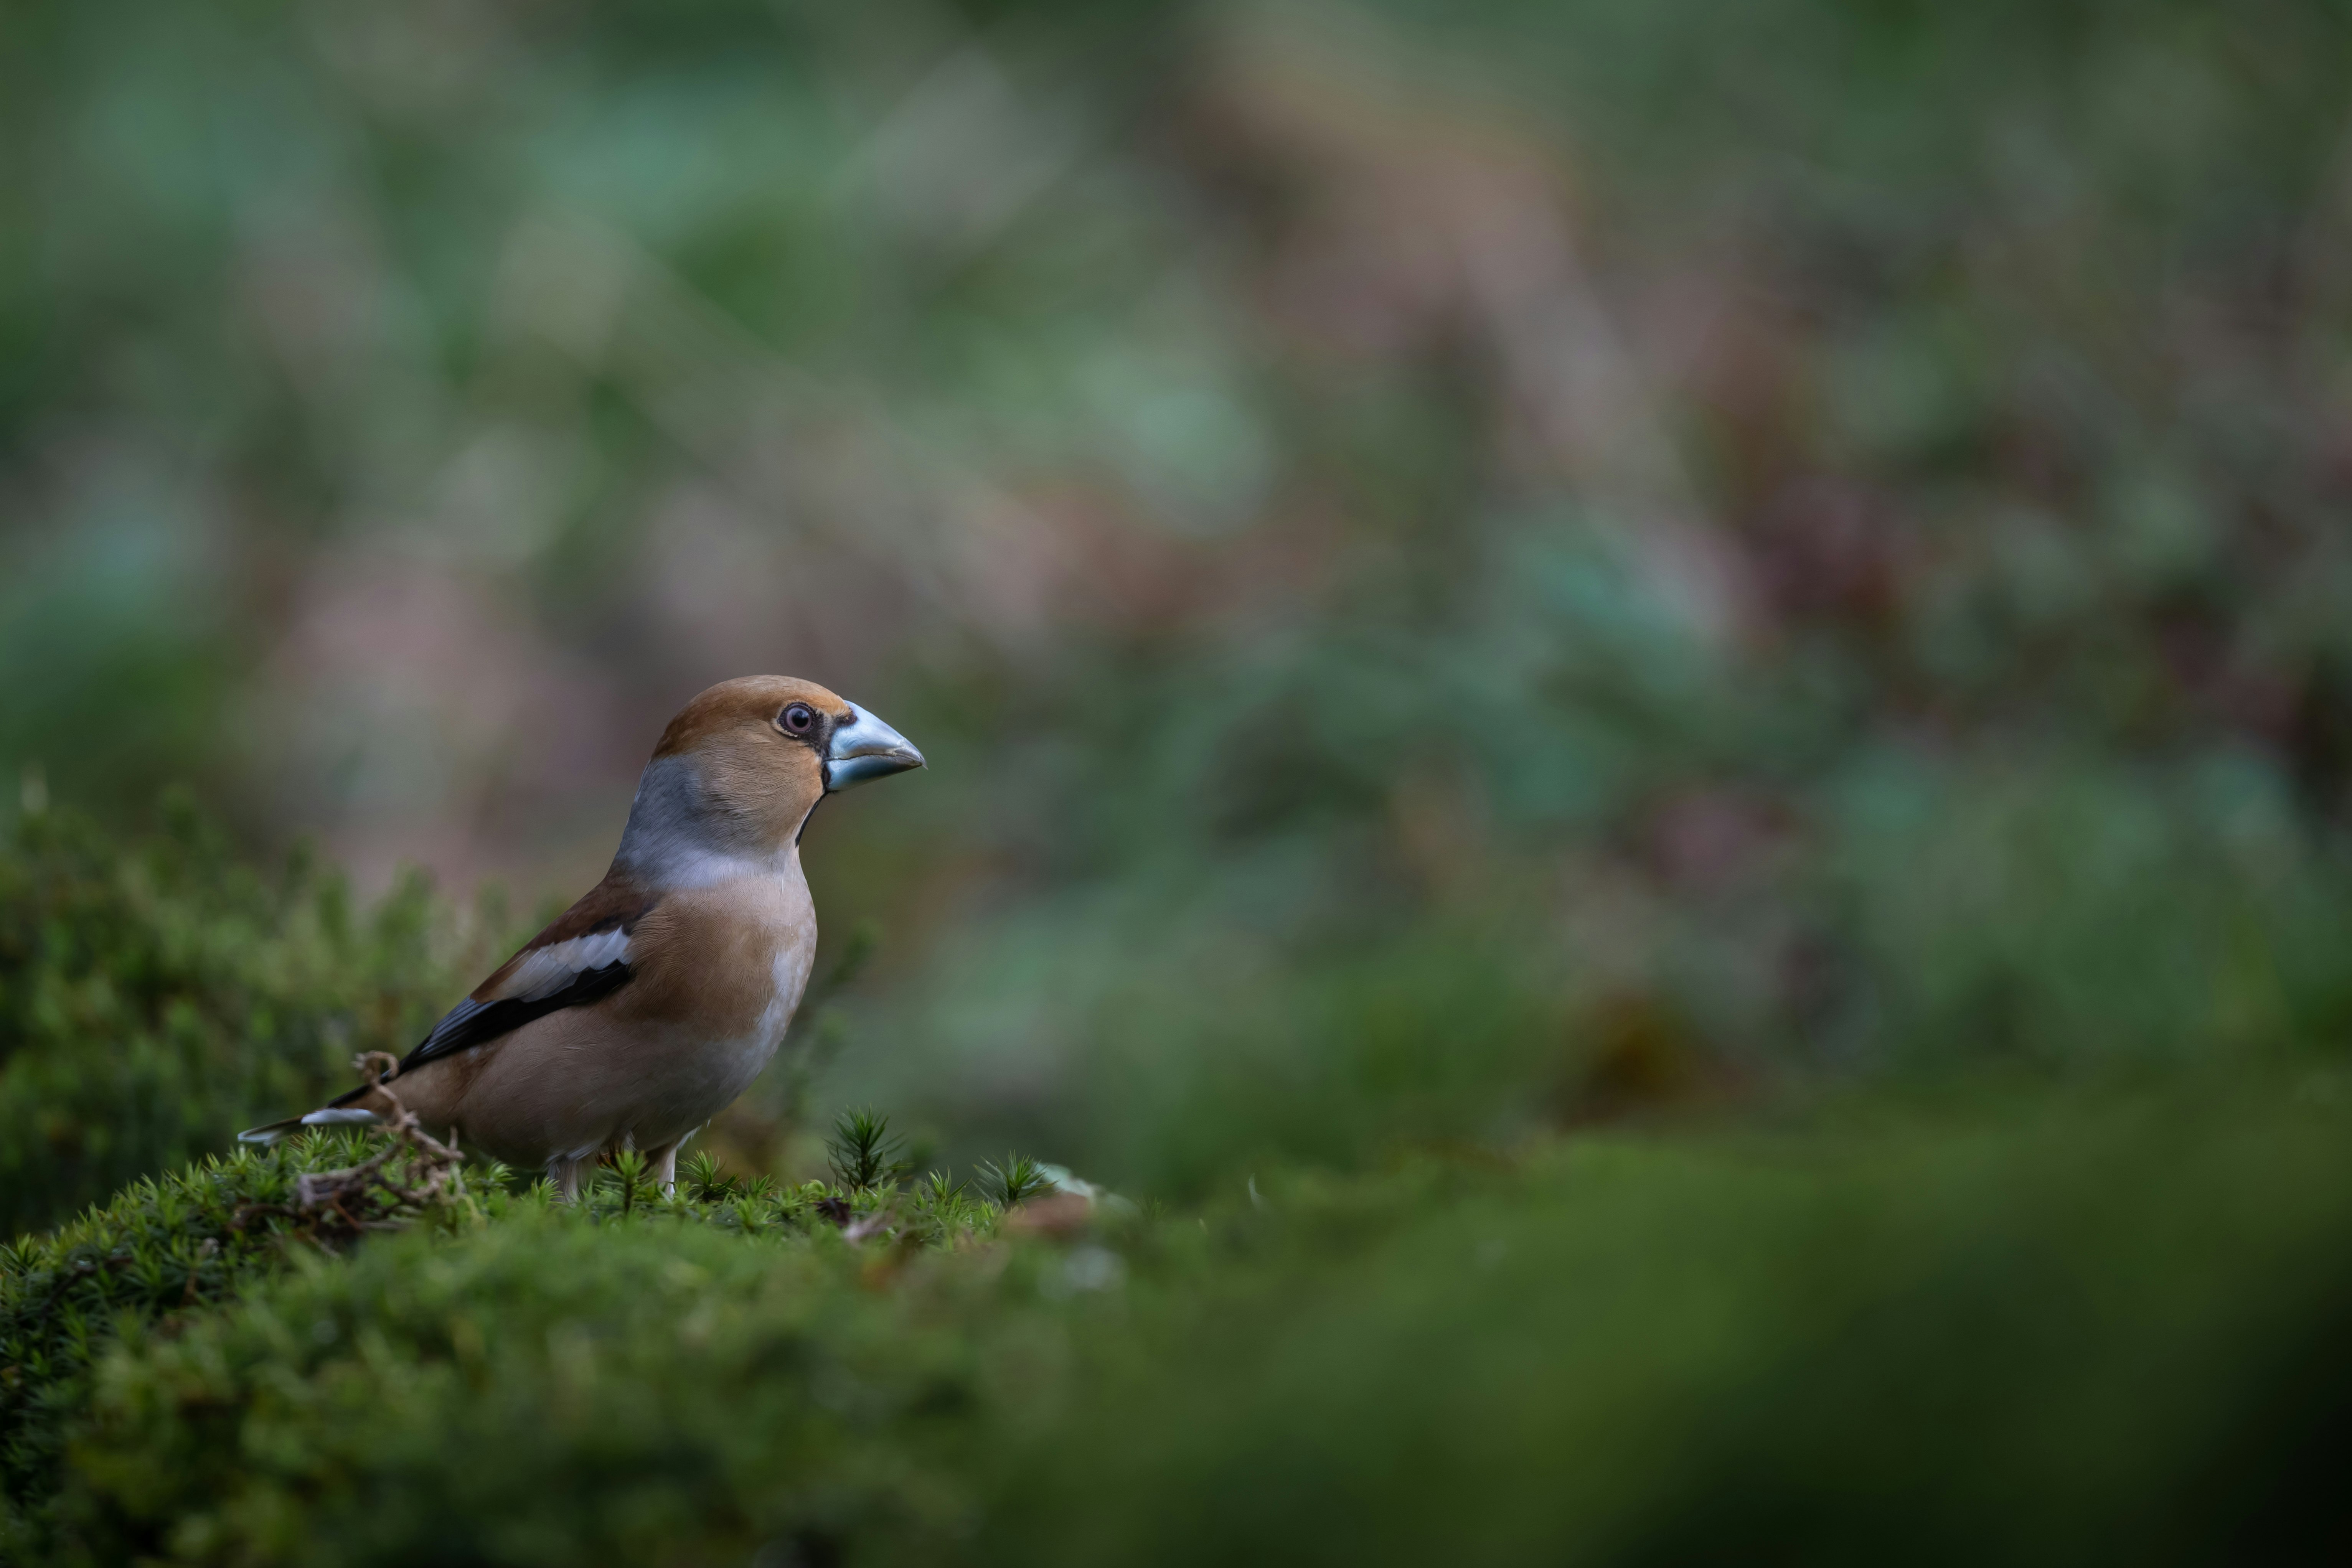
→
(240, 675, 924, 1199)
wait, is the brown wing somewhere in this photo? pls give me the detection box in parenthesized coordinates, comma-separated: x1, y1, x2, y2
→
(391, 874, 658, 1078)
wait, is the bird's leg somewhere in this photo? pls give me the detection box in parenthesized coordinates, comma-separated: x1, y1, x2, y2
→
(645, 1141, 681, 1198)
(547, 1154, 588, 1203)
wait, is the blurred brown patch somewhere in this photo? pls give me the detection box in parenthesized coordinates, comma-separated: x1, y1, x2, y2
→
(1737, 477, 1908, 640)
(696, 1103, 787, 1182)
(1001, 1192, 1094, 1239)
(1637, 787, 1797, 895)
(1555, 994, 1714, 1127)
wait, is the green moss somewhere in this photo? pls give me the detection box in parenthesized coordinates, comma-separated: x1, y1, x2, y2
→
(12, 1079, 2352, 1565)
(1, 1136, 396, 1556)
(1007, 1083, 2352, 1565)
(0, 1119, 1019, 1561)
(54, 1210, 992, 1566)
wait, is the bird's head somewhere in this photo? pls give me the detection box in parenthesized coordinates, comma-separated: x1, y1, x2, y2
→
(617, 676, 924, 878)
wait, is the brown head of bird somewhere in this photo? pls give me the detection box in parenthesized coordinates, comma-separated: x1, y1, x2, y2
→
(618, 675, 928, 878)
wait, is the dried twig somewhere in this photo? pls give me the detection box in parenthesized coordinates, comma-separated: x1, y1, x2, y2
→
(235, 1053, 470, 1242)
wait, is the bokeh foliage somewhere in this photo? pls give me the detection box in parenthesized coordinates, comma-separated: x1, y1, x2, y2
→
(8, 0, 2352, 1555)
(5, 0, 2352, 1192)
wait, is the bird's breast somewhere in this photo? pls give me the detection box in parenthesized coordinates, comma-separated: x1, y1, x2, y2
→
(620, 865, 817, 1055)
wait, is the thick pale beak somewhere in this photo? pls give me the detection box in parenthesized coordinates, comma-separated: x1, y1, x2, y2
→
(824, 703, 925, 792)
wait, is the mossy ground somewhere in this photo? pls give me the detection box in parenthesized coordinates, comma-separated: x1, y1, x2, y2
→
(11, 1074, 2352, 1565)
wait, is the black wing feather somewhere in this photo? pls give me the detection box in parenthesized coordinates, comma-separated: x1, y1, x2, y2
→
(398, 961, 634, 1075)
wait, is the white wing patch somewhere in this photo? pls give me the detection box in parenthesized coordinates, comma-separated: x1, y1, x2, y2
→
(300, 1106, 384, 1128)
(493, 927, 632, 1003)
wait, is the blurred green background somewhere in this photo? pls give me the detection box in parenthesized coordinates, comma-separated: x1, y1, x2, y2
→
(8, 0, 2352, 1202)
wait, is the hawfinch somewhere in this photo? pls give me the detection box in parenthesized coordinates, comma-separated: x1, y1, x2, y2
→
(241, 676, 924, 1198)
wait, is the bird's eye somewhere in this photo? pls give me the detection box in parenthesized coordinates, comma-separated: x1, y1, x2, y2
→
(780, 702, 816, 736)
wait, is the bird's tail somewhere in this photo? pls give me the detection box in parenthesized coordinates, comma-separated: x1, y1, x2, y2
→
(237, 1082, 385, 1145)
